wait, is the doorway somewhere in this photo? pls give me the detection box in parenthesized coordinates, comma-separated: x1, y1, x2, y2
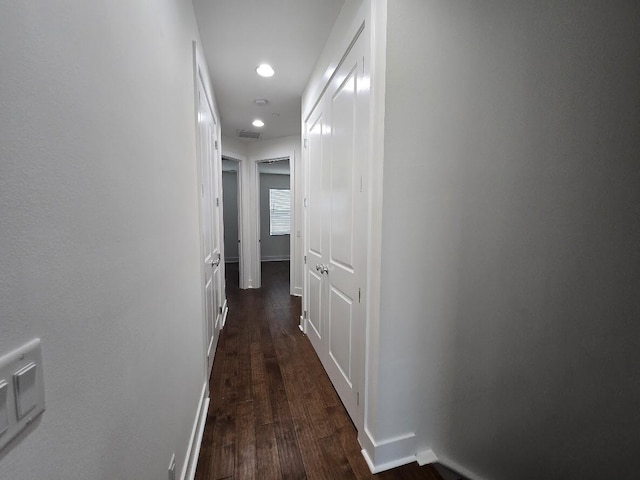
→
(257, 158, 292, 289)
(222, 157, 241, 289)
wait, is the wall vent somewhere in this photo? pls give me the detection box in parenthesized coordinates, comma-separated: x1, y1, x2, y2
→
(236, 129, 261, 139)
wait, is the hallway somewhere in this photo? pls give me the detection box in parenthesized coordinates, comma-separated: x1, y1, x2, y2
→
(194, 262, 443, 480)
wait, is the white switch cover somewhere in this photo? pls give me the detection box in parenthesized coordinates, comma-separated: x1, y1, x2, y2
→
(0, 339, 45, 452)
(0, 381, 8, 437)
(14, 363, 37, 419)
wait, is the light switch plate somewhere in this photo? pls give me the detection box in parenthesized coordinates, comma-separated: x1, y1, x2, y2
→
(0, 381, 8, 437)
(14, 362, 38, 419)
(0, 339, 45, 452)
(168, 453, 176, 480)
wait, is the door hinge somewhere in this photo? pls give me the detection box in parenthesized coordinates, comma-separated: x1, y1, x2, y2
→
(358, 288, 361, 303)
(304, 138, 308, 149)
(357, 392, 360, 406)
(214, 140, 219, 150)
(304, 255, 307, 264)
(303, 310, 307, 319)
(216, 197, 220, 207)
(304, 197, 308, 207)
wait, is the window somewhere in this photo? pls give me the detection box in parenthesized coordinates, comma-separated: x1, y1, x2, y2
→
(269, 188, 291, 235)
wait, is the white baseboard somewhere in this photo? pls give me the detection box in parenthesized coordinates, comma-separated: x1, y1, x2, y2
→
(416, 448, 438, 466)
(221, 299, 229, 328)
(360, 429, 416, 473)
(435, 452, 488, 480)
(261, 255, 290, 262)
(292, 286, 302, 296)
(362, 448, 417, 474)
(181, 382, 210, 480)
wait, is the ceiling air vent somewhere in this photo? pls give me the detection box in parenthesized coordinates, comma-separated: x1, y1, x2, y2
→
(236, 129, 261, 139)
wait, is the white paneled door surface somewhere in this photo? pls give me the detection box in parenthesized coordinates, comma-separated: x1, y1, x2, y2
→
(304, 29, 369, 429)
(197, 69, 223, 377)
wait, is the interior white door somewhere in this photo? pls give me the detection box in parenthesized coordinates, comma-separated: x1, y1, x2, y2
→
(211, 128, 223, 335)
(304, 31, 368, 426)
(197, 71, 222, 376)
(305, 106, 327, 357)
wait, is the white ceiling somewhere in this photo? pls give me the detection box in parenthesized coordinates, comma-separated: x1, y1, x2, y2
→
(192, 0, 345, 142)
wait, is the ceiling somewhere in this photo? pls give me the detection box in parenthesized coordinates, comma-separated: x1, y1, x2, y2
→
(192, 0, 345, 142)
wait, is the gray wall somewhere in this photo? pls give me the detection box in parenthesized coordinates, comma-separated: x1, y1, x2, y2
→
(222, 170, 239, 261)
(377, 1, 640, 478)
(260, 173, 291, 261)
(0, 2, 209, 479)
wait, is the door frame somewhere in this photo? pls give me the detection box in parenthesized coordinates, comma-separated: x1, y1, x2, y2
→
(250, 153, 296, 291)
(193, 42, 225, 379)
(221, 155, 244, 289)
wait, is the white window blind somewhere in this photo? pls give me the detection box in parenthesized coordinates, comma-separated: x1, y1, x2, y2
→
(269, 189, 291, 235)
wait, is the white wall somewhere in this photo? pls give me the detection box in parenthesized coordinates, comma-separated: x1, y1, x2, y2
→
(221, 134, 248, 162)
(378, 1, 640, 478)
(0, 1, 213, 479)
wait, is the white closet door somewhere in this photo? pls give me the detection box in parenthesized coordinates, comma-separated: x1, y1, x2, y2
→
(304, 30, 369, 427)
(305, 106, 328, 357)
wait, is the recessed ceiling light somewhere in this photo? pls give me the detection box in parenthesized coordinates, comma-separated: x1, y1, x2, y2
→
(256, 64, 275, 77)
(252, 119, 264, 127)
(254, 99, 268, 106)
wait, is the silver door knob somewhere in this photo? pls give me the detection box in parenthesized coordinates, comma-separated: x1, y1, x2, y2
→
(321, 264, 329, 274)
(315, 264, 322, 272)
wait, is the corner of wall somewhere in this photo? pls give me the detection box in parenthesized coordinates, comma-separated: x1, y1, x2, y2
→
(221, 135, 248, 161)
(359, 428, 417, 474)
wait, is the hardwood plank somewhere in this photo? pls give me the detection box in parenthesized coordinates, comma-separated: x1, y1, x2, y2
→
(250, 341, 274, 426)
(212, 404, 236, 480)
(217, 444, 235, 480)
(274, 419, 307, 480)
(235, 401, 256, 480)
(292, 417, 332, 480)
(319, 433, 357, 480)
(236, 323, 253, 404)
(255, 423, 283, 480)
(325, 405, 372, 480)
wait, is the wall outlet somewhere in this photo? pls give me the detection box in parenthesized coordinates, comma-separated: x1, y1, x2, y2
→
(168, 453, 176, 480)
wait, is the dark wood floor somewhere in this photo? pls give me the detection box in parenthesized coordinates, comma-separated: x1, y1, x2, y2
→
(194, 261, 442, 480)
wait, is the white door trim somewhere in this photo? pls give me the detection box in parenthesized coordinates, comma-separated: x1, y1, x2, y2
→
(249, 152, 296, 289)
(221, 155, 244, 289)
(193, 41, 224, 378)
